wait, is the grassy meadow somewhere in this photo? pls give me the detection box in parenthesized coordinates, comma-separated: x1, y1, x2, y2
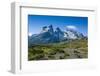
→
(28, 38, 88, 61)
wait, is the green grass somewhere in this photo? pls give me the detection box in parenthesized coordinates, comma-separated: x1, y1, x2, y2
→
(28, 38, 88, 61)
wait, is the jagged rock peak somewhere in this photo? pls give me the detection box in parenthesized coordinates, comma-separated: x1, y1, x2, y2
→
(42, 26, 47, 31)
(48, 24, 54, 33)
(48, 24, 53, 28)
(56, 27, 61, 31)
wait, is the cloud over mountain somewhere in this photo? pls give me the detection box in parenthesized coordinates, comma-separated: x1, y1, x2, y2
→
(66, 25, 77, 30)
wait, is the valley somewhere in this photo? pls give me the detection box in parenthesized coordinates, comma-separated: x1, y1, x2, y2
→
(28, 38, 88, 60)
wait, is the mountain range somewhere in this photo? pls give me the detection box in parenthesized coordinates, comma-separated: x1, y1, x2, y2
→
(28, 25, 86, 46)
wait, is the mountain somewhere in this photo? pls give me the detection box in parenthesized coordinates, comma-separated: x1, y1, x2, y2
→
(28, 25, 85, 46)
(65, 28, 84, 39)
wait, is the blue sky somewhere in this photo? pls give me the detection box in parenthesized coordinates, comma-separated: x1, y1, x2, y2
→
(28, 15, 88, 36)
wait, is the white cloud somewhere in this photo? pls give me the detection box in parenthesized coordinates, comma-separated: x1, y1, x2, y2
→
(28, 33, 32, 36)
(66, 25, 77, 30)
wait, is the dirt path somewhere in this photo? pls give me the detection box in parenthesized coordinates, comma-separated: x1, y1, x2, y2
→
(63, 48, 88, 59)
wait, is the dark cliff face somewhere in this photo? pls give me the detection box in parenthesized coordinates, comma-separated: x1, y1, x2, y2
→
(48, 25, 54, 34)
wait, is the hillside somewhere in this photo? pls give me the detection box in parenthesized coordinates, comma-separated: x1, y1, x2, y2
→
(28, 38, 88, 60)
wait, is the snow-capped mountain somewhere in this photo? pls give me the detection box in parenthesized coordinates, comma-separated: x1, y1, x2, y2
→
(28, 25, 85, 46)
